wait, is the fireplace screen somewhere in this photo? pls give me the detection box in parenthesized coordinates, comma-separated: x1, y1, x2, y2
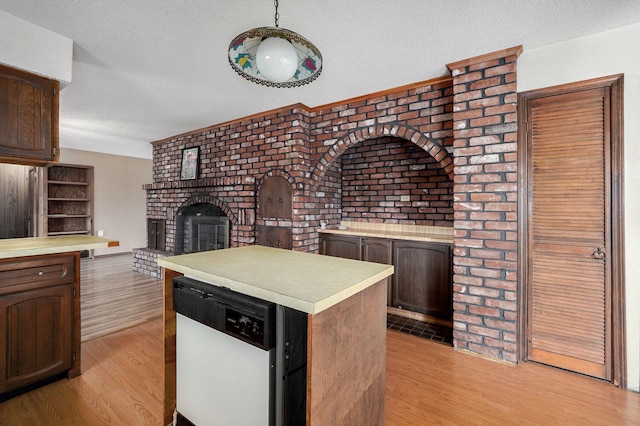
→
(175, 203, 229, 254)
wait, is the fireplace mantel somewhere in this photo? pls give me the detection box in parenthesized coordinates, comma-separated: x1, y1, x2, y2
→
(142, 175, 255, 191)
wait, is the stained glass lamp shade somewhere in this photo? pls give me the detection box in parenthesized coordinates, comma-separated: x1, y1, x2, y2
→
(228, 26, 322, 88)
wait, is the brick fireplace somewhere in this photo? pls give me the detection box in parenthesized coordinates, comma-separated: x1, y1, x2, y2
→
(133, 46, 521, 365)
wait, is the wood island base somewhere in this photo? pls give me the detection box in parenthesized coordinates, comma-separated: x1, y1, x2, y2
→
(162, 270, 389, 426)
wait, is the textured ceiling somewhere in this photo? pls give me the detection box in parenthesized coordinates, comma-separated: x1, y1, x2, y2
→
(1, 0, 640, 158)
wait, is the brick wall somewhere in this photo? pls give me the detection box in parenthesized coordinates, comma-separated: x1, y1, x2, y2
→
(137, 47, 523, 364)
(141, 79, 455, 255)
(342, 136, 453, 225)
(447, 46, 522, 362)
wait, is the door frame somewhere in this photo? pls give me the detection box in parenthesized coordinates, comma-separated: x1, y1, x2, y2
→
(517, 74, 626, 387)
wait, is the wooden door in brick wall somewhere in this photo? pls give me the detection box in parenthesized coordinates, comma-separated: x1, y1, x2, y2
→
(519, 75, 624, 383)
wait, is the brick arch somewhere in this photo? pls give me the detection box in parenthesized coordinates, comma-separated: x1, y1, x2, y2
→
(257, 168, 300, 190)
(309, 124, 454, 191)
(174, 195, 238, 226)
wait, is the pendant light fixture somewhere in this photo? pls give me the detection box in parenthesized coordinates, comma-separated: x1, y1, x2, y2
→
(228, 0, 322, 88)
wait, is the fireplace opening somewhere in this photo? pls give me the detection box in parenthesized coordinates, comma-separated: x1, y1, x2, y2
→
(175, 203, 230, 254)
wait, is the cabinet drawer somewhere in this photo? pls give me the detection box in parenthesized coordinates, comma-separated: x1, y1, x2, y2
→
(0, 253, 77, 295)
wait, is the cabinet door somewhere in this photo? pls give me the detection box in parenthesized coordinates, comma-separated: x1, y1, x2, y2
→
(258, 176, 292, 219)
(272, 227, 292, 250)
(319, 234, 362, 260)
(362, 238, 392, 264)
(362, 238, 393, 305)
(392, 241, 452, 320)
(148, 219, 166, 251)
(0, 285, 73, 393)
(256, 225, 273, 247)
(256, 226, 292, 250)
(0, 64, 58, 165)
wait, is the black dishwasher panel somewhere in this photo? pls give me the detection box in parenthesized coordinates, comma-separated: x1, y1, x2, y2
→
(173, 276, 275, 350)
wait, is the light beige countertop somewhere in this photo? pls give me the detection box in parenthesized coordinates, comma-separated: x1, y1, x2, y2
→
(319, 221, 454, 244)
(0, 235, 120, 259)
(158, 245, 394, 314)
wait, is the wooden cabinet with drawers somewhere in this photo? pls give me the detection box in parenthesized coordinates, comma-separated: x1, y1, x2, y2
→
(0, 252, 80, 396)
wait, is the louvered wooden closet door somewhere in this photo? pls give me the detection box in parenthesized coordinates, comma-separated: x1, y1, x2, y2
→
(526, 87, 611, 380)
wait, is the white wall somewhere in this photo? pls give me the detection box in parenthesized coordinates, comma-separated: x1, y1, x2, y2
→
(0, 10, 72, 84)
(518, 21, 640, 392)
(58, 148, 152, 257)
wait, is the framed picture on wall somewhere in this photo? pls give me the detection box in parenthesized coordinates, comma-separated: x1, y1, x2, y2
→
(180, 147, 199, 180)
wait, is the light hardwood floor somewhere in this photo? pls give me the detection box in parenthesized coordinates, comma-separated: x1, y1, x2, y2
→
(0, 254, 638, 425)
(80, 253, 163, 342)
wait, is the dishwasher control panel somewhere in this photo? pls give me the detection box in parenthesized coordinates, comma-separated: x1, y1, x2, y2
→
(225, 308, 266, 346)
(173, 276, 275, 350)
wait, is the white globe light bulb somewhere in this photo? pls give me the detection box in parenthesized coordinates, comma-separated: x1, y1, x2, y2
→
(256, 37, 298, 83)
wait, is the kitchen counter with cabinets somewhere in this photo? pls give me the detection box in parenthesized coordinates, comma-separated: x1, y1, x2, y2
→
(319, 221, 454, 244)
(319, 223, 453, 322)
(159, 245, 394, 425)
(0, 235, 119, 398)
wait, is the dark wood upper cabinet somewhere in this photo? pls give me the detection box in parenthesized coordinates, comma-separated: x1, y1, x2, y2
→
(258, 176, 292, 219)
(0, 64, 59, 166)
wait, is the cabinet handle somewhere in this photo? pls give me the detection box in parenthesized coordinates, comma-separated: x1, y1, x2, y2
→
(277, 197, 283, 203)
(275, 241, 282, 246)
(266, 198, 272, 203)
(592, 247, 606, 260)
(38, 271, 44, 276)
(265, 240, 271, 245)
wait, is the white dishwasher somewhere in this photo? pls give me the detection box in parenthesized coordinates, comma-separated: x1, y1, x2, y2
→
(173, 276, 307, 426)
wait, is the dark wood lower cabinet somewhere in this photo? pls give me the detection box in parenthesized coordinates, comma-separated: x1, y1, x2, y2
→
(319, 234, 362, 260)
(320, 233, 452, 321)
(362, 238, 392, 264)
(392, 240, 452, 320)
(256, 225, 292, 250)
(0, 253, 80, 396)
(0, 285, 73, 393)
(362, 238, 393, 302)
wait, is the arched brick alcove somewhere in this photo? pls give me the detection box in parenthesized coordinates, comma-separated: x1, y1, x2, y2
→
(309, 124, 454, 191)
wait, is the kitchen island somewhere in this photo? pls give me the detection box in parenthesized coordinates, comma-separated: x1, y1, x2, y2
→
(0, 235, 119, 397)
(159, 245, 394, 426)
